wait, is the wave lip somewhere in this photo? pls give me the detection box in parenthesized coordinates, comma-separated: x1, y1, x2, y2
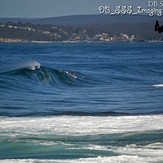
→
(25, 61, 41, 70)
(0, 61, 41, 74)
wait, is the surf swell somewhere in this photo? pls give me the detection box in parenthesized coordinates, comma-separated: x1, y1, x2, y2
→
(0, 61, 91, 87)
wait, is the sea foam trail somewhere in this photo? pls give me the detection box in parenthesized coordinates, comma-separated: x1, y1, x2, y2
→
(152, 84, 163, 88)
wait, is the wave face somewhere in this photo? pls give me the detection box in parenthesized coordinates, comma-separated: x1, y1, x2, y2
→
(0, 61, 97, 116)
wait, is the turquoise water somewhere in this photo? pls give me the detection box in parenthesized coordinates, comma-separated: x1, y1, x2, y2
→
(0, 42, 163, 162)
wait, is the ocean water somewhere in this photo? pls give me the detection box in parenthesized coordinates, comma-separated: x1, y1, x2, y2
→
(0, 42, 163, 162)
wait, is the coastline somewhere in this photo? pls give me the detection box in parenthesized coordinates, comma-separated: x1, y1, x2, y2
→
(0, 39, 162, 43)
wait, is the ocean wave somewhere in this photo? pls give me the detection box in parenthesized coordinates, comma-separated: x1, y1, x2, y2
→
(0, 61, 92, 87)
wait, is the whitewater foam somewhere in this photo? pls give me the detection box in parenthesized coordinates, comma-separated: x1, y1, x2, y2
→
(0, 115, 163, 136)
(2, 155, 163, 163)
(152, 84, 163, 88)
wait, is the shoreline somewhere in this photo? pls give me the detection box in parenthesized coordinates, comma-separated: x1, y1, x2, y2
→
(0, 38, 162, 43)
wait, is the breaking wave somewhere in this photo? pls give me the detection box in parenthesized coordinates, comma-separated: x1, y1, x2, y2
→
(0, 61, 92, 87)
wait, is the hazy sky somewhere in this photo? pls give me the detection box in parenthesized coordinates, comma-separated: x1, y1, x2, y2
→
(0, 0, 149, 18)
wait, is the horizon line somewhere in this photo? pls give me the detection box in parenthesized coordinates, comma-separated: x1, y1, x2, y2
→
(0, 14, 153, 19)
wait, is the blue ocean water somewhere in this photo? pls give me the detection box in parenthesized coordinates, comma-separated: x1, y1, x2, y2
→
(0, 42, 163, 162)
